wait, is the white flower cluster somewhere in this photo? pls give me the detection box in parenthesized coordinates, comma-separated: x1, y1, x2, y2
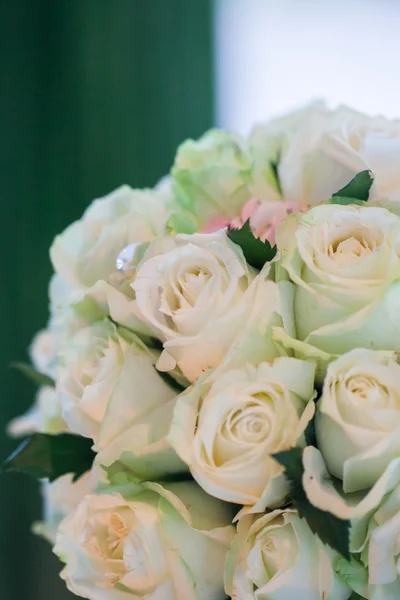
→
(9, 103, 400, 600)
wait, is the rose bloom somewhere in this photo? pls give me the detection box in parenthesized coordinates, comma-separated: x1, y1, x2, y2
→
(34, 472, 91, 544)
(276, 204, 400, 377)
(50, 185, 169, 290)
(55, 481, 235, 600)
(169, 358, 315, 512)
(250, 103, 400, 208)
(302, 448, 400, 599)
(169, 129, 252, 233)
(58, 319, 176, 443)
(133, 231, 257, 382)
(316, 349, 400, 493)
(225, 509, 351, 600)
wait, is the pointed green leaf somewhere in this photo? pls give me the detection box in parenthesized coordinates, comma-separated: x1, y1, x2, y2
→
(331, 170, 373, 204)
(11, 362, 55, 388)
(270, 157, 282, 195)
(1, 433, 95, 482)
(227, 219, 276, 270)
(155, 367, 186, 393)
(273, 447, 350, 559)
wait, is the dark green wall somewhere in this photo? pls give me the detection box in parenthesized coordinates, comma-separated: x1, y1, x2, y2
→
(0, 2, 213, 598)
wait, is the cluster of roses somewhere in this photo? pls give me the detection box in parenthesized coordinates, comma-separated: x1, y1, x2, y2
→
(7, 103, 400, 600)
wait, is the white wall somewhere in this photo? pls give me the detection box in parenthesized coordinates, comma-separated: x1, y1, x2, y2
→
(214, 0, 400, 134)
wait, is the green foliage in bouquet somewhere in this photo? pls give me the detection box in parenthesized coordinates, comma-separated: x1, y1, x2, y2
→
(273, 447, 350, 559)
(330, 170, 373, 205)
(227, 219, 276, 269)
(2, 433, 95, 482)
(11, 361, 55, 389)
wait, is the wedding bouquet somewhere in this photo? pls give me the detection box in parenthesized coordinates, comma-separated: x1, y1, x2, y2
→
(4, 103, 400, 600)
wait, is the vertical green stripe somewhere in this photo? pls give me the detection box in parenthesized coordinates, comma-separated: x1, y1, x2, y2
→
(0, 2, 213, 597)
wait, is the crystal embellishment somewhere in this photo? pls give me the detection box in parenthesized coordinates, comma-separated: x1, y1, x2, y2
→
(116, 243, 141, 271)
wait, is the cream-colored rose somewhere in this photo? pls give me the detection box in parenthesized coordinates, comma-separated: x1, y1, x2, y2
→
(58, 319, 176, 444)
(94, 338, 186, 481)
(55, 481, 235, 600)
(225, 509, 351, 600)
(251, 103, 400, 208)
(34, 472, 91, 544)
(132, 231, 258, 382)
(303, 449, 400, 598)
(169, 358, 315, 512)
(29, 328, 57, 378)
(276, 204, 400, 376)
(50, 185, 168, 290)
(170, 129, 252, 233)
(305, 113, 400, 210)
(349, 484, 400, 599)
(316, 349, 400, 493)
(250, 103, 367, 205)
(8, 387, 66, 437)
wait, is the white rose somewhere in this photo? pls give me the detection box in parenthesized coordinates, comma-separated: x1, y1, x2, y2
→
(169, 358, 315, 512)
(55, 481, 235, 600)
(276, 204, 400, 375)
(170, 129, 252, 233)
(94, 339, 186, 481)
(29, 328, 57, 378)
(348, 483, 400, 599)
(58, 319, 176, 443)
(50, 187, 169, 338)
(225, 509, 351, 600)
(250, 103, 367, 204)
(8, 387, 66, 437)
(34, 472, 90, 544)
(50, 185, 168, 290)
(306, 113, 400, 209)
(316, 349, 400, 493)
(132, 230, 260, 382)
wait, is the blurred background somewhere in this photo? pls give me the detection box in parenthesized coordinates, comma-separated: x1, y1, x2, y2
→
(1, 0, 400, 598)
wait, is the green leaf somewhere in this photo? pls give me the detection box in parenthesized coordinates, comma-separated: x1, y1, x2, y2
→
(331, 170, 373, 204)
(273, 447, 350, 559)
(1, 433, 95, 482)
(270, 157, 282, 195)
(227, 219, 276, 270)
(154, 367, 186, 393)
(11, 362, 55, 388)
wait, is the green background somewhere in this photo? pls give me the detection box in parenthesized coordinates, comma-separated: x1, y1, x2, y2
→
(0, 2, 213, 598)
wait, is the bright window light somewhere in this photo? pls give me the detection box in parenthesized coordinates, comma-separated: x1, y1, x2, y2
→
(214, 0, 400, 134)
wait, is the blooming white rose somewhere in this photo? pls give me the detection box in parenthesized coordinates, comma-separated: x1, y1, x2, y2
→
(94, 338, 186, 481)
(169, 358, 315, 512)
(34, 472, 91, 544)
(276, 204, 400, 376)
(55, 481, 235, 600)
(58, 319, 176, 443)
(50, 185, 168, 290)
(225, 509, 351, 600)
(250, 102, 368, 205)
(8, 387, 66, 437)
(346, 483, 400, 599)
(170, 129, 252, 233)
(316, 349, 400, 493)
(29, 328, 57, 378)
(305, 112, 400, 210)
(132, 231, 260, 382)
